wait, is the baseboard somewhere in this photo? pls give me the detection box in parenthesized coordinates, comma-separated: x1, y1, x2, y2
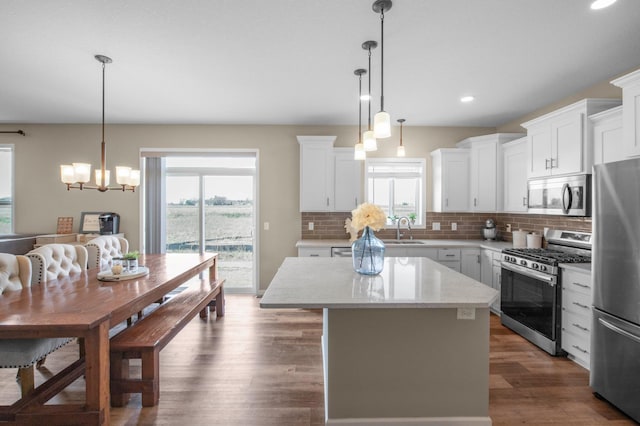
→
(326, 417, 492, 426)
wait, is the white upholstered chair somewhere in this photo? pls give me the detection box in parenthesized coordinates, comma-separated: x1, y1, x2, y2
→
(0, 253, 73, 397)
(26, 243, 88, 285)
(84, 235, 129, 271)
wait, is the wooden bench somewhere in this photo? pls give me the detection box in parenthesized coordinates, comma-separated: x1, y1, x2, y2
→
(109, 276, 225, 407)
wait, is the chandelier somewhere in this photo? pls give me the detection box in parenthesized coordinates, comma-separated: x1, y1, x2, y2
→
(60, 55, 140, 192)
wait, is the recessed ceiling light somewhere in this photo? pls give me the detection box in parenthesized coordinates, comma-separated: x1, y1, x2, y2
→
(460, 96, 475, 103)
(591, 0, 617, 10)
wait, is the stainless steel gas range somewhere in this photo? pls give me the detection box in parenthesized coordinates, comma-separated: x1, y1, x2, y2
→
(500, 229, 592, 355)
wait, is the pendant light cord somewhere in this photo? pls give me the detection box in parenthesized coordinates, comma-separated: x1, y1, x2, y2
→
(100, 60, 107, 188)
(379, 8, 385, 112)
(358, 73, 363, 143)
(367, 46, 372, 130)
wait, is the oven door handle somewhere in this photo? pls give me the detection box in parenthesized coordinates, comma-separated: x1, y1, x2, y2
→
(501, 261, 557, 286)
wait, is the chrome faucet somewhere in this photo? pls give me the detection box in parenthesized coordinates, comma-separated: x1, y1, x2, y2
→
(396, 216, 412, 240)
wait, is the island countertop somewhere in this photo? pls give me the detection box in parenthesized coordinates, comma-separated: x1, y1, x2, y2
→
(260, 256, 498, 309)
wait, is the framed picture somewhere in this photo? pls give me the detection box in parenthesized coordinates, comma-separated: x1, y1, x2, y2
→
(79, 212, 103, 233)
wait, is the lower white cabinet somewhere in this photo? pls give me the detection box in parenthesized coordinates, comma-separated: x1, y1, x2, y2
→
(561, 267, 593, 370)
(461, 248, 481, 281)
(480, 248, 502, 314)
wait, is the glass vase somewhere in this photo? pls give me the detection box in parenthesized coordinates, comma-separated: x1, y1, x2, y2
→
(352, 226, 385, 275)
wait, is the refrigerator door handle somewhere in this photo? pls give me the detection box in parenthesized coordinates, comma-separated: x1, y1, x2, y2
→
(561, 183, 572, 214)
(599, 317, 640, 345)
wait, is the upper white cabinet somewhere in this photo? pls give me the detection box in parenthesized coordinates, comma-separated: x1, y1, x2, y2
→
(612, 69, 640, 158)
(298, 136, 362, 212)
(591, 106, 624, 166)
(502, 137, 528, 212)
(457, 133, 523, 212)
(333, 148, 362, 212)
(522, 99, 622, 179)
(430, 148, 469, 212)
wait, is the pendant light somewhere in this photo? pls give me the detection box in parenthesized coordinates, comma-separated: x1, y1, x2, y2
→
(362, 40, 378, 151)
(372, 0, 392, 139)
(396, 119, 406, 157)
(60, 55, 140, 192)
(354, 69, 367, 160)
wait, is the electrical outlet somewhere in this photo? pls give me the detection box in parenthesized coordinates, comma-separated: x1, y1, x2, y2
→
(506, 223, 512, 232)
(432, 222, 440, 231)
(451, 222, 457, 231)
(308, 222, 314, 231)
(457, 308, 476, 320)
(264, 222, 270, 231)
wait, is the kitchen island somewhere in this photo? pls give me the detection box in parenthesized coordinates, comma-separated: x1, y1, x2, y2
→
(260, 256, 497, 425)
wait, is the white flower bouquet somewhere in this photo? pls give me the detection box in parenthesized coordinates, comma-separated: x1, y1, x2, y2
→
(350, 203, 387, 232)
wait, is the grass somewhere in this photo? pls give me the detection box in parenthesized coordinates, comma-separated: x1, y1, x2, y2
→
(166, 204, 254, 290)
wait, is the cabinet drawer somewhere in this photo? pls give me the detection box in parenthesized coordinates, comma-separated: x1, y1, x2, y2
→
(439, 260, 461, 272)
(562, 269, 592, 296)
(562, 309, 592, 342)
(562, 287, 591, 315)
(561, 330, 591, 369)
(297, 247, 331, 257)
(437, 249, 460, 261)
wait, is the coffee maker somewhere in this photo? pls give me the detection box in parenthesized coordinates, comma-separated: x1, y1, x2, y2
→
(99, 213, 120, 235)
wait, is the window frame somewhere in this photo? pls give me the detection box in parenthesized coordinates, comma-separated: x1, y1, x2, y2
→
(0, 144, 14, 236)
(364, 157, 426, 229)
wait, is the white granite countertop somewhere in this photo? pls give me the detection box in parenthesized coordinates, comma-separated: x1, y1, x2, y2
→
(296, 239, 512, 252)
(260, 256, 498, 309)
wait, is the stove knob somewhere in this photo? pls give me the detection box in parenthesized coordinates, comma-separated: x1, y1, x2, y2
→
(540, 265, 547, 272)
(520, 260, 527, 266)
(532, 263, 539, 269)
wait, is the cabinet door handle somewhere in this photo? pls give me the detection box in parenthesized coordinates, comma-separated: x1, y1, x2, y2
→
(550, 158, 556, 169)
(523, 197, 527, 206)
(571, 344, 588, 354)
(477, 255, 481, 264)
(326, 197, 330, 207)
(309, 254, 319, 257)
(545, 159, 550, 169)
(446, 198, 449, 207)
(572, 301, 589, 309)
(355, 197, 358, 207)
(572, 282, 591, 289)
(445, 254, 455, 257)
(572, 323, 589, 332)
(474, 198, 477, 207)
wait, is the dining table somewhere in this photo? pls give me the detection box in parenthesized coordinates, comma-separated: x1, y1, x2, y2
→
(0, 252, 218, 425)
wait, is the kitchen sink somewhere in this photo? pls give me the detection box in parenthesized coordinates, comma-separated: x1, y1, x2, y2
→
(382, 240, 425, 245)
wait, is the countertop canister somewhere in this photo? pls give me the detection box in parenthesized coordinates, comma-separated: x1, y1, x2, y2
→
(527, 233, 542, 248)
(512, 230, 528, 248)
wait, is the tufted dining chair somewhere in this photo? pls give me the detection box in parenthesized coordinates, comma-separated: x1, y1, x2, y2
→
(84, 235, 129, 271)
(26, 243, 88, 285)
(0, 253, 73, 397)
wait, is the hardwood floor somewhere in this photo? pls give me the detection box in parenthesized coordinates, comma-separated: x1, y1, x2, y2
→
(0, 294, 635, 425)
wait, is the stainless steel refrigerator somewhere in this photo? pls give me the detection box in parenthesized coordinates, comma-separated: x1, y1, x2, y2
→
(592, 157, 640, 422)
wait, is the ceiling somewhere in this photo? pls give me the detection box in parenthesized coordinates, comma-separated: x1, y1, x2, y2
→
(2, 0, 640, 127)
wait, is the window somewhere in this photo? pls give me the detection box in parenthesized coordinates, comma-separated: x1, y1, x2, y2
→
(0, 145, 13, 235)
(365, 158, 425, 227)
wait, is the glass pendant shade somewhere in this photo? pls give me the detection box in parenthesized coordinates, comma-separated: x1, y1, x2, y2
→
(354, 143, 367, 160)
(397, 145, 406, 157)
(60, 165, 75, 184)
(116, 166, 132, 185)
(363, 130, 377, 151)
(95, 169, 110, 187)
(374, 111, 391, 138)
(73, 163, 92, 183)
(129, 169, 141, 187)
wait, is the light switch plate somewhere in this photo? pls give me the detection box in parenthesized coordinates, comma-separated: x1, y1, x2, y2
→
(308, 222, 314, 231)
(451, 222, 457, 231)
(264, 222, 270, 231)
(432, 222, 440, 231)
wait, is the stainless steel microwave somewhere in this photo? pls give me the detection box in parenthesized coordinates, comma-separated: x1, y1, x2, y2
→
(527, 174, 591, 216)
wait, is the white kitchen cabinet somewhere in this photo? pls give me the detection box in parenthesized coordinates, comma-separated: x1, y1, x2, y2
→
(461, 248, 481, 281)
(298, 247, 331, 257)
(591, 106, 624, 165)
(299, 136, 336, 211)
(561, 267, 592, 370)
(522, 99, 622, 179)
(502, 137, 528, 212)
(457, 133, 523, 212)
(480, 248, 502, 314)
(430, 149, 469, 212)
(334, 148, 362, 212)
(612, 69, 640, 158)
(298, 137, 362, 212)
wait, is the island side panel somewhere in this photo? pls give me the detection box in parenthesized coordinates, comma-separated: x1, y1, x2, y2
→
(325, 307, 490, 421)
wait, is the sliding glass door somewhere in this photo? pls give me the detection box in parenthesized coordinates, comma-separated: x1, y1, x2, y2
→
(154, 153, 257, 293)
